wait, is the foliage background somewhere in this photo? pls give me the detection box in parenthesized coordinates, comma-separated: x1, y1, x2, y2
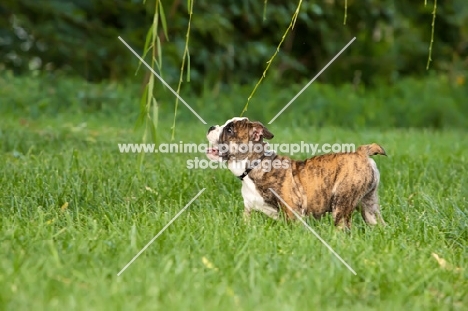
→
(1, 0, 468, 86)
(0, 0, 467, 129)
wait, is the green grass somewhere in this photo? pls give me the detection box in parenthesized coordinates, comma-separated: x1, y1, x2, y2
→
(0, 111, 466, 310)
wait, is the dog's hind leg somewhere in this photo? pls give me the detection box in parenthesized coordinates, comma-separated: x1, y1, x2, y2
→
(331, 195, 359, 229)
(332, 210, 351, 230)
(360, 189, 386, 226)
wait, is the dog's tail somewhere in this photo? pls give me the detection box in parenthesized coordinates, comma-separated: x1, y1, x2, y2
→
(358, 143, 387, 157)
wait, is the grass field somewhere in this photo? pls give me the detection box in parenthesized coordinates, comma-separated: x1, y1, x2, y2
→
(0, 111, 467, 310)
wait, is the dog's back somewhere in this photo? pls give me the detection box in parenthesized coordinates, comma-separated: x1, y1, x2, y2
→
(286, 143, 386, 226)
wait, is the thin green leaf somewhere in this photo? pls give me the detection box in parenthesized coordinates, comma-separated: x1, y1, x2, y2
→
(156, 35, 163, 72)
(135, 83, 149, 130)
(150, 97, 158, 143)
(147, 75, 154, 119)
(135, 27, 153, 75)
(343, 0, 348, 25)
(138, 121, 148, 171)
(159, 2, 169, 41)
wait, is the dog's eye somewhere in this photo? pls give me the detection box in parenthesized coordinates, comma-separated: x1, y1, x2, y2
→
(227, 127, 233, 134)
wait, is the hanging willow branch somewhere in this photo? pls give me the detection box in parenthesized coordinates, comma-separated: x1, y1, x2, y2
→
(343, 0, 348, 25)
(135, 0, 166, 169)
(426, 0, 437, 69)
(240, 0, 303, 116)
(171, 0, 193, 140)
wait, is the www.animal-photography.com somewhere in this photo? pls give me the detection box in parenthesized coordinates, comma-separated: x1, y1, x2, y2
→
(1, 1, 467, 310)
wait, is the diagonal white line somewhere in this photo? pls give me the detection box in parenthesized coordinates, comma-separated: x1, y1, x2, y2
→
(268, 37, 356, 124)
(268, 188, 357, 275)
(118, 36, 207, 125)
(117, 188, 206, 276)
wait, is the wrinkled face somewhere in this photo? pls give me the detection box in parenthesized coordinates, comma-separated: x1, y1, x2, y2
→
(206, 117, 248, 161)
(217, 118, 274, 160)
(206, 117, 274, 161)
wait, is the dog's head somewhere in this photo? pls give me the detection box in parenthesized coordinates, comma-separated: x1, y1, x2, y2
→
(206, 117, 274, 161)
(206, 117, 247, 161)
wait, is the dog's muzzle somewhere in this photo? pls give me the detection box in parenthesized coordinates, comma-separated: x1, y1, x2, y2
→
(206, 125, 222, 160)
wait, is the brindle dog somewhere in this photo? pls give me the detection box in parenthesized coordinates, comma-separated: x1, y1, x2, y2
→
(207, 117, 387, 229)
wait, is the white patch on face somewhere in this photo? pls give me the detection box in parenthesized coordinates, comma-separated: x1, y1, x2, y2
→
(205, 117, 248, 161)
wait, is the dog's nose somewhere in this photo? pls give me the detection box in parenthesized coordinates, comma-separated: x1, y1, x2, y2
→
(207, 126, 216, 133)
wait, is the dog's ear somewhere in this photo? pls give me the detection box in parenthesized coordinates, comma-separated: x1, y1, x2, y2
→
(250, 122, 274, 141)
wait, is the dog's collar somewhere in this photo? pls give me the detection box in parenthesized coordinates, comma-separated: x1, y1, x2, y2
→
(237, 154, 267, 181)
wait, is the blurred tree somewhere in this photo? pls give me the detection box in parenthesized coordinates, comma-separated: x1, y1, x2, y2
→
(0, 0, 466, 88)
(0, 0, 150, 81)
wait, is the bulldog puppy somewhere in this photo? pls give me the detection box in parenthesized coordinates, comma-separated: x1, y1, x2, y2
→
(206, 117, 248, 162)
(206, 117, 387, 229)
